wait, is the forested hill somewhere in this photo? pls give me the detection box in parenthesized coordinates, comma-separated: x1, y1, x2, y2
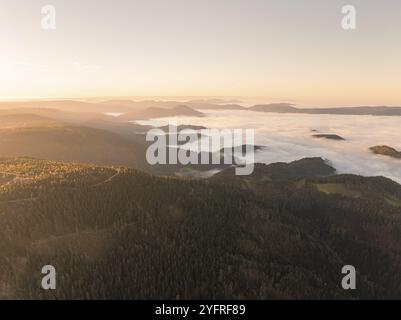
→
(0, 158, 400, 299)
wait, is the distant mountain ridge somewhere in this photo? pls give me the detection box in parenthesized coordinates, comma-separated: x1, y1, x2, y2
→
(118, 105, 204, 120)
(3, 100, 401, 117)
(0, 99, 245, 114)
(249, 104, 401, 116)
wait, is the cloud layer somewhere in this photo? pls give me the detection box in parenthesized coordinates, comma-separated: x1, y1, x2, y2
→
(136, 110, 401, 183)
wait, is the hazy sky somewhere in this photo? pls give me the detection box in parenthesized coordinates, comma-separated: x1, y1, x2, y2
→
(1, 0, 400, 105)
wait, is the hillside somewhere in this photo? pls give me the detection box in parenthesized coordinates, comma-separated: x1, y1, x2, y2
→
(0, 158, 400, 299)
(0, 111, 230, 177)
(0, 123, 149, 170)
(213, 157, 336, 183)
(0, 111, 233, 177)
(0, 113, 59, 128)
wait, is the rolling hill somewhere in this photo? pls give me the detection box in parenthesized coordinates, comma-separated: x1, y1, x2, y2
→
(0, 110, 224, 176)
(0, 117, 150, 170)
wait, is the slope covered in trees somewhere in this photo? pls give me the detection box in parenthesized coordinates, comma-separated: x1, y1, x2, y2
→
(0, 158, 400, 299)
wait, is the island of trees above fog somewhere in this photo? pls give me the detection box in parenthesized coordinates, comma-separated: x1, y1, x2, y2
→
(370, 145, 401, 159)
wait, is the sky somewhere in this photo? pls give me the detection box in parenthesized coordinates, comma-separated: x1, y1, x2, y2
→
(0, 0, 401, 106)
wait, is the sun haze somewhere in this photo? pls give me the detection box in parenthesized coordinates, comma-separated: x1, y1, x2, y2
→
(1, 0, 401, 106)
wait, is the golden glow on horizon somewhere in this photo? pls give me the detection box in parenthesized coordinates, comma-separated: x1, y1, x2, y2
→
(1, 54, 401, 106)
(1, 0, 401, 106)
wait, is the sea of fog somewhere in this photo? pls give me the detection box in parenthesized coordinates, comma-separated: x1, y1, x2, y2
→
(135, 110, 401, 184)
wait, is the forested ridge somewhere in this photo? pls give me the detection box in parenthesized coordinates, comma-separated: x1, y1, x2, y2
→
(0, 157, 400, 299)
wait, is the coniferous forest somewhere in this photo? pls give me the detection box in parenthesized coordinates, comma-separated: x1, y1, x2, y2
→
(0, 157, 400, 299)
